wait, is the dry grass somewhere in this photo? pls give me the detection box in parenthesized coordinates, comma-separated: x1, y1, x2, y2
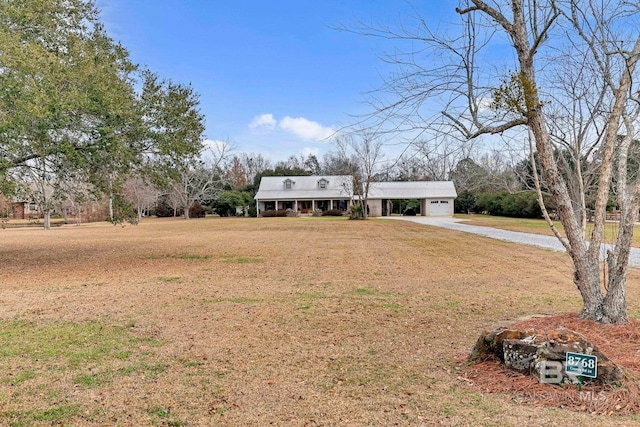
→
(458, 214, 640, 247)
(0, 216, 639, 426)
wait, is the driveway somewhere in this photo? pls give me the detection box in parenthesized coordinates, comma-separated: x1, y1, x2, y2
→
(383, 216, 640, 268)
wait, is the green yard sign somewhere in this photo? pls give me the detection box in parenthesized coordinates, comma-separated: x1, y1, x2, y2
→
(565, 352, 597, 378)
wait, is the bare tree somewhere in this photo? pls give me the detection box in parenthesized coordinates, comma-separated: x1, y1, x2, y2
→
(123, 176, 159, 222)
(239, 153, 272, 186)
(413, 135, 476, 181)
(321, 151, 360, 176)
(336, 132, 384, 219)
(13, 157, 63, 230)
(356, 0, 640, 323)
(167, 144, 231, 219)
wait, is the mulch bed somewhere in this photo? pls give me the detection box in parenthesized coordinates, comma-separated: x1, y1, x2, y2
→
(462, 313, 640, 415)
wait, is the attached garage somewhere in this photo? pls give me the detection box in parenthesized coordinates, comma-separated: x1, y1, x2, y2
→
(368, 181, 457, 217)
(426, 199, 452, 216)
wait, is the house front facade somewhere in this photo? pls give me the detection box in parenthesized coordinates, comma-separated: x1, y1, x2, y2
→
(254, 176, 457, 217)
(254, 175, 353, 215)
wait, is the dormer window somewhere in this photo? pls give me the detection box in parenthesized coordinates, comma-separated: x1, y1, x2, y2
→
(318, 178, 329, 189)
(284, 179, 294, 190)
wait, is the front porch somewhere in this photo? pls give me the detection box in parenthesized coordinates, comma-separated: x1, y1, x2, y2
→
(258, 199, 351, 215)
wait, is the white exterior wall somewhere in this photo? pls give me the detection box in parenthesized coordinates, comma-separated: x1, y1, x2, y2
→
(422, 198, 455, 216)
(367, 199, 383, 217)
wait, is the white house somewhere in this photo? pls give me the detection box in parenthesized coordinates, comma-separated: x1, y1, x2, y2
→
(254, 175, 353, 214)
(254, 176, 457, 217)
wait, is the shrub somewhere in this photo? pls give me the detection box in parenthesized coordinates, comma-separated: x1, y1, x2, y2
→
(454, 190, 476, 214)
(348, 204, 364, 220)
(321, 209, 344, 216)
(260, 209, 288, 217)
(471, 191, 543, 218)
(153, 200, 181, 217)
(213, 190, 252, 217)
(189, 202, 206, 218)
(285, 208, 298, 217)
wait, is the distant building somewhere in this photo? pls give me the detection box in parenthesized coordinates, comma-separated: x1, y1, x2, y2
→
(0, 195, 40, 220)
(0, 194, 108, 223)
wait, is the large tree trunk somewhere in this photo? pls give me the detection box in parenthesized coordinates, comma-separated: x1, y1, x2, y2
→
(43, 210, 51, 230)
(451, 1, 640, 323)
(504, 0, 634, 323)
(108, 194, 114, 222)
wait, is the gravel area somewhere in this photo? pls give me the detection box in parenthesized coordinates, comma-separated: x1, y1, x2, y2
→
(384, 216, 640, 268)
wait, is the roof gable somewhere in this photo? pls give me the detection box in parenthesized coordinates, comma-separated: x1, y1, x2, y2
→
(255, 175, 354, 200)
(255, 176, 457, 200)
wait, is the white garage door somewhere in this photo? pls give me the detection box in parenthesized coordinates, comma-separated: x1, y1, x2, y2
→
(429, 200, 450, 216)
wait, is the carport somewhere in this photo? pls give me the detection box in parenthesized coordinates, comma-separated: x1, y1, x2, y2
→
(366, 181, 457, 217)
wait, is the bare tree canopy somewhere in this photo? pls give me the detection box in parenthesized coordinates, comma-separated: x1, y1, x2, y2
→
(336, 131, 384, 219)
(355, 0, 640, 323)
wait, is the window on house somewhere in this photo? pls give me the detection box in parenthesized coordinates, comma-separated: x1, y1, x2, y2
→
(318, 179, 328, 189)
(430, 200, 439, 204)
(440, 200, 449, 204)
(284, 179, 292, 190)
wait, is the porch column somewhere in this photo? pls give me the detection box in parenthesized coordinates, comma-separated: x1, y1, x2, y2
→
(330, 200, 333, 210)
(294, 200, 298, 212)
(312, 200, 315, 211)
(256, 200, 259, 216)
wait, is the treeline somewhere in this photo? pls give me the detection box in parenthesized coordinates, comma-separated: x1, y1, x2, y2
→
(449, 151, 619, 219)
(455, 191, 549, 218)
(0, 0, 208, 227)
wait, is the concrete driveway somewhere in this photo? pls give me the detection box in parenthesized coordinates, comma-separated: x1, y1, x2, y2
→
(382, 216, 640, 268)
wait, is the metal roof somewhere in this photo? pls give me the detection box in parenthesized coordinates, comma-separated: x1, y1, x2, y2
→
(255, 176, 457, 200)
(254, 175, 354, 200)
(367, 181, 457, 199)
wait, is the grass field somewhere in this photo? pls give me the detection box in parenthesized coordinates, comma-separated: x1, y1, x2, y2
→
(457, 214, 640, 246)
(0, 216, 639, 426)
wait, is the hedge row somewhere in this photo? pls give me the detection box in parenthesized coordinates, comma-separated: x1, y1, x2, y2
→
(260, 209, 289, 217)
(456, 190, 548, 218)
(261, 209, 346, 217)
(321, 209, 345, 216)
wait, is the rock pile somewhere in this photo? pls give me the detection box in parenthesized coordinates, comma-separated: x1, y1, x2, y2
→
(469, 327, 624, 385)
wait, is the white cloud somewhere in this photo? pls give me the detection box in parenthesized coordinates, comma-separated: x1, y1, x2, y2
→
(248, 113, 276, 130)
(201, 139, 230, 164)
(202, 138, 228, 152)
(477, 97, 494, 112)
(279, 116, 335, 142)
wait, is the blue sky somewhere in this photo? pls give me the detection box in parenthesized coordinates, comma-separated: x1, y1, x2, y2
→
(97, 1, 462, 162)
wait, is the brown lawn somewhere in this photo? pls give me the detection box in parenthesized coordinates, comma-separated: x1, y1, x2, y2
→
(0, 216, 639, 426)
(457, 214, 640, 247)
